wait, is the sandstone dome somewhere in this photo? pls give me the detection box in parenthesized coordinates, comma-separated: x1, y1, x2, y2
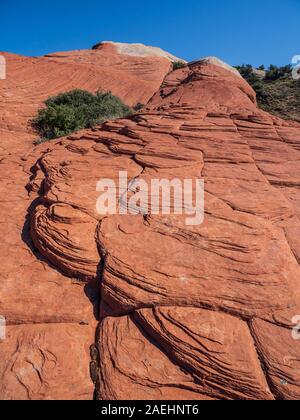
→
(92, 40, 186, 62)
(190, 56, 242, 78)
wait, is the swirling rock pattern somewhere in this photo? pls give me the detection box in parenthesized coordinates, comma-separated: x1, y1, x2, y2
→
(0, 42, 173, 140)
(1, 55, 300, 400)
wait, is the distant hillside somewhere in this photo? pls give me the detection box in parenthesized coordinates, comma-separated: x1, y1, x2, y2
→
(236, 64, 300, 122)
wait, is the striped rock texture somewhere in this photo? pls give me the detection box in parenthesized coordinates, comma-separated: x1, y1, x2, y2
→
(0, 49, 300, 400)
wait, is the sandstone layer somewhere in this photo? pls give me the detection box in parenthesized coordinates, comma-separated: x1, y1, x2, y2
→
(0, 42, 176, 400)
(0, 42, 175, 142)
(1, 53, 300, 400)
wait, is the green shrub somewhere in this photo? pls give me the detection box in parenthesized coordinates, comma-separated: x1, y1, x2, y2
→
(172, 61, 186, 71)
(235, 64, 260, 85)
(33, 89, 133, 140)
(236, 63, 300, 122)
(265, 64, 292, 81)
(133, 102, 144, 111)
(236, 64, 292, 83)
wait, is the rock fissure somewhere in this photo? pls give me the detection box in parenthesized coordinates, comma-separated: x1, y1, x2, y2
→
(1, 50, 300, 400)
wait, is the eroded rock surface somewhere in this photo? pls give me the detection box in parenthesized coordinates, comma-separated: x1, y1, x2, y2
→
(0, 323, 95, 400)
(0, 42, 174, 140)
(1, 56, 300, 400)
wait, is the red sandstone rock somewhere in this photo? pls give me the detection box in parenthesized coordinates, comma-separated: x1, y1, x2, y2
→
(0, 323, 96, 400)
(31, 203, 100, 280)
(134, 307, 273, 400)
(1, 52, 300, 400)
(0, 43, 174, 141)
(250, 318, 300, 400)
(98, 314, 213, 400)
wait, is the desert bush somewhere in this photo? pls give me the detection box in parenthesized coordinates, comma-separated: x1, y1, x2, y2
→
(265, 64, 292, 81)
(237, 63, 300, 122)
(33, 89, 133, 140)
(133, 102, 144, 111)
(172, 61, 186, 71)
(235, 64, 260, 85)
(235, 64, 253, 78)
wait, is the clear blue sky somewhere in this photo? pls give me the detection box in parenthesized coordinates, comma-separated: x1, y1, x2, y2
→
(1, 0, 299, 67)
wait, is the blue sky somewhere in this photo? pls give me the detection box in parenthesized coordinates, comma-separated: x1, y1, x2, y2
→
(1, 0, 299, 67)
